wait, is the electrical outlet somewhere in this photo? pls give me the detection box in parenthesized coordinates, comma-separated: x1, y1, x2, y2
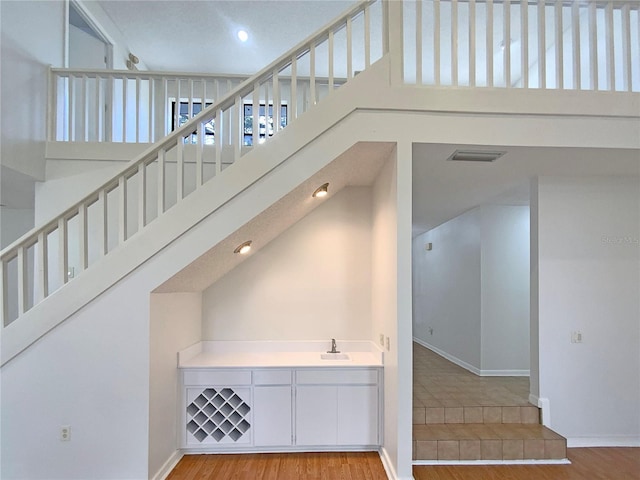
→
(571, 331, 583, 343)
(60, 425, 71, 441)
(385, 336, 390, 351)
(379, 333, 384, 346)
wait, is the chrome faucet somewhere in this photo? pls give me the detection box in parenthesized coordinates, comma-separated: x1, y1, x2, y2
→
(327, 338, 340, 354)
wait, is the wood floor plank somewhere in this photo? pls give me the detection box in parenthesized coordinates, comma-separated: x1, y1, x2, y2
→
(413, 448, 640, 480)
(167, 448, 639, 479)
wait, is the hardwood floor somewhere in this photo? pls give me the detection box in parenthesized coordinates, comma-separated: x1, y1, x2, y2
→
(166, 451, 388, 480)
(166, 448, 639, 479)
(414, 448, 640, 480)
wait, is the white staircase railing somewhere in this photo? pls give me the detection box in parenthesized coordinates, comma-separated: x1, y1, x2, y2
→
(1, 0, 384, 327)
(48, 70, 249, 143)
(405, 0, 639, 92)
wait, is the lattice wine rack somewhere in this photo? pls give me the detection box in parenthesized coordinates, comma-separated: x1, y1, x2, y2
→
(186, 387, 251, 445)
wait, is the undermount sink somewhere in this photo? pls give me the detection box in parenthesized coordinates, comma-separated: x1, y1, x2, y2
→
(320, 353, 350, 360)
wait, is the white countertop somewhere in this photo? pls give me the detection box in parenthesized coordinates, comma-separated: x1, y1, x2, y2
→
(178, 341, 384, 368)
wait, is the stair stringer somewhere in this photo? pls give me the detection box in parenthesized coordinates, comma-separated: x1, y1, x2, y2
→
(0, 57, 392, 367)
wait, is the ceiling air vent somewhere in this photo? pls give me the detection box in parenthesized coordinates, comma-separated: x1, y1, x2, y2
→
(446, 150, 506, 163)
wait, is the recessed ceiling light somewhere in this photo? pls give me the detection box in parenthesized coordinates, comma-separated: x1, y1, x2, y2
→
(233, 240, 252, 254)
(312, 183, 329, 198)
(237, 29, 249, 42)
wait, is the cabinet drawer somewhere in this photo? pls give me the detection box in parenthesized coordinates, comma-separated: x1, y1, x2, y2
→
(253, 369, 292, 385)
(296, 369, 378, 385)
(183, 370, 251, 386)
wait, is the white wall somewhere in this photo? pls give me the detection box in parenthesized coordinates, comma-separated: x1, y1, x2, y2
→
(413, 208, 482, 369)
(202, 187, 372, 341)
(536, 176, 640, 446)
(0, 0, 63, 180)
(480, 205, 530, 372)
(413, 205, 530, 374)
(149, 293, 201, 478)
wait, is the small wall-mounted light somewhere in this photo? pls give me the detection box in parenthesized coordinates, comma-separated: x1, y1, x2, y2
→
(126, 52, 139, 71)
(233, 240, 252, 255)
(312, 183, 329, 198)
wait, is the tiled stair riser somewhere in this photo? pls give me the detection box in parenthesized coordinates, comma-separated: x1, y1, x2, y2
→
(412, 424, 567, 461)
(413, 405, 540, 425)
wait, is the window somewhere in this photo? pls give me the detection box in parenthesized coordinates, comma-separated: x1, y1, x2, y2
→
(243, 103, 288, 146)
(171, 101, 215, 144)
(171, 101, 287, 146)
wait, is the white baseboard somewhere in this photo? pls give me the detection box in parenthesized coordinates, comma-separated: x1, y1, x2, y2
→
(413, 459, 571, 466)
(378, 447, 415, 480)
(413, 338, 529, 377)
(567, 436, 640, 448)
(150, 450, 183, 480)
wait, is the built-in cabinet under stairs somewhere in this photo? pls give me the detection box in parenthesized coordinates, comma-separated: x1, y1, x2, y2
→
(412, 343, 567, 462)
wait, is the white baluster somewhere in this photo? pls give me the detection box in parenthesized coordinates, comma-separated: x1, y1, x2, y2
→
(138, 163, 147, 228)
(434, 0, 441, 86)
(123, 76, 128, 142)
(149, 78, 155, 142)
(290, 57, 298, 121)
(118, 175, 127, 243)
(69, 75, 75, 141)
(81, 74, 88, 141)
(469, 0, 476, 87)
(572, 1, 581, 90)
(177, 138, 184, 200)
(233, 95, 241, 162)
(538, 0, 546, 88)
(98, 188, 108, 256)
(555, 0, 563, 89)
(589, 0, 598, 90)
(504, 0, 511, 87)
(135, 76, 141, 142)
(521, 0, 529, 88)
(451, 0, 458, 86)
(416, 0, 423, 84)
(215, 109, 222, 175)
(621, 4, 632, 92)
(252, 82, 260, 146)
(605, 1, 615, 91)
(17, 247, 27, 316)
(273, 69, 281, 134)
(196, 121, 204, 187)
(163, 77, 169, 136)
(96, 75, 103, 142)
(175, 79, 181, 132)
(329, 30, 335, 91)
(37, 231, 48, 302)
(157, 150, 166, 215)
(347, 16, 353, 79)
(78, 203, 88, 271)
(58, 217, 68, 285)
(365, 5, 371, 69)
(310, 43, 317, 105)
(487, 0, 494, 87)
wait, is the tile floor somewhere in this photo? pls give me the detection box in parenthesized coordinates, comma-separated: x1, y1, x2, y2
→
(412, 342, 566, 461)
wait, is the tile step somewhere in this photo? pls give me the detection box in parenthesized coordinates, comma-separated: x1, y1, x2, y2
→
(413, 405, 540, 425)
(413, 424, 567, 461)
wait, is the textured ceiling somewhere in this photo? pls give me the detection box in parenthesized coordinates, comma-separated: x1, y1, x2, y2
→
(154, 141, 394, 293)
(99, 0, 357, 74)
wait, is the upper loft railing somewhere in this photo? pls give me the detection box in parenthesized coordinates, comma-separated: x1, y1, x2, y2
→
(1, 0, 384, 326)
(403, 0, 639, 91)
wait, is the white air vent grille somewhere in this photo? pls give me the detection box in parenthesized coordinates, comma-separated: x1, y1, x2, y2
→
(446, 150, 506, 163)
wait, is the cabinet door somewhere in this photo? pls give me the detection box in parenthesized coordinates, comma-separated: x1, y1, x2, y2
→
(337, 385, 379, 445)
(253, 386, 292, 446)
(295, 386, 337, 445)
